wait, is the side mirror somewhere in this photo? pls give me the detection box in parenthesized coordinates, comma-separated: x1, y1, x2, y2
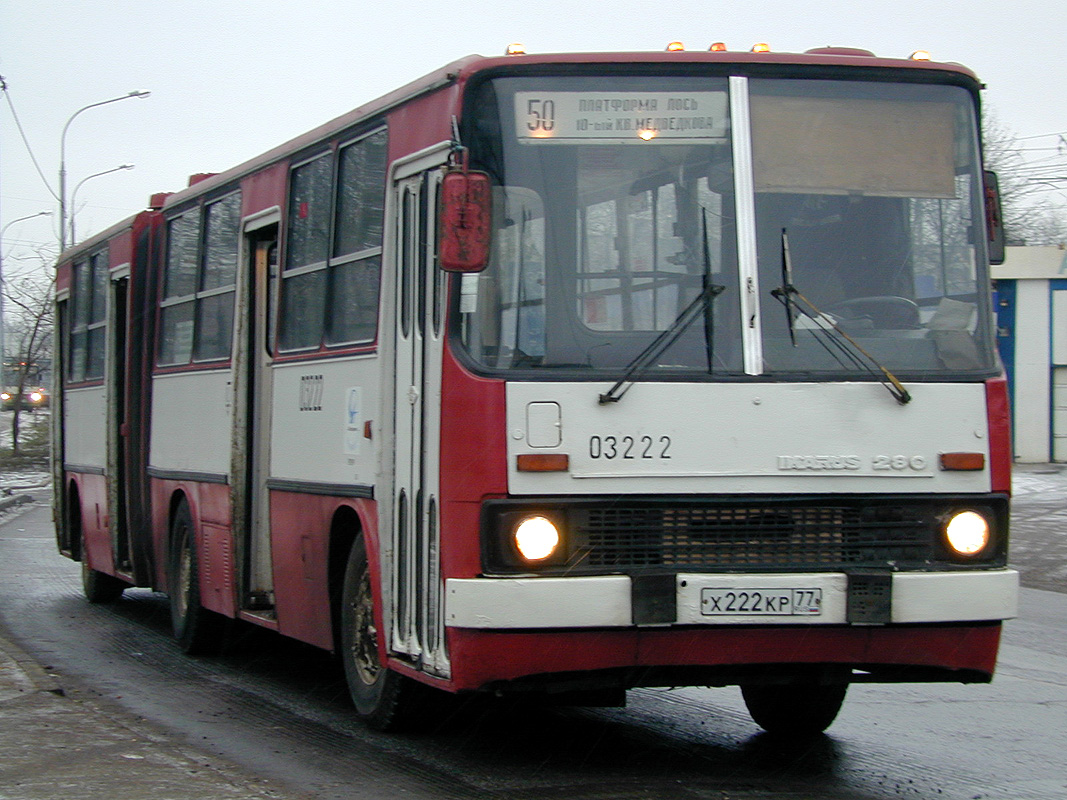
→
(439, 170, 492, 272)
(984, 170, 1006, 265)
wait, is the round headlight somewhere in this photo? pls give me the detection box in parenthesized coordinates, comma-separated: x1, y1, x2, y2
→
(29, 391, 43, 403)
(945, 510, 991, 556)
(514, 516, 561, 562)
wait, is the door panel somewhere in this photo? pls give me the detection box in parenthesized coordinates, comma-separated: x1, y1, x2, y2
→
(232, 229, 278, 612)
(390, 169, 448, 676)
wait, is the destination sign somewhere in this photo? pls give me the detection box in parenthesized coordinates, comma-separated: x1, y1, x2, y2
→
(515, 92, 728, 143)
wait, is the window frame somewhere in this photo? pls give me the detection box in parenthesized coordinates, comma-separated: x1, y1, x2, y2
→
(278, 126, 387, 355)
(157, 190, 242, 368)
(68, 247, 110, 384)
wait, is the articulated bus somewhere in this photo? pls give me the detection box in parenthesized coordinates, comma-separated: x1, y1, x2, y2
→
(54, 44, 1016, 735)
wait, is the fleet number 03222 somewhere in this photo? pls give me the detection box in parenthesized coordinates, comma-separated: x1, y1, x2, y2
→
(589, 435, 672, 460)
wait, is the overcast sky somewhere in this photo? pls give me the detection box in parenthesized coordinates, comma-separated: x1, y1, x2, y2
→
(2, 0, 1064, 270)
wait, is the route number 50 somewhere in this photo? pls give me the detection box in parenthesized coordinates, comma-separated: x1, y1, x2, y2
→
(526, 99, 556, 132)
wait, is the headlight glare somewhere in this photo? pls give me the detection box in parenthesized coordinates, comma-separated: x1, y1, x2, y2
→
(945, 510, 991, 557)
(514, 515, 561, 562)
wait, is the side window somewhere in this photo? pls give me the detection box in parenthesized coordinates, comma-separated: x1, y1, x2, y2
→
(280, 153, 331, 351)
(195, 194, 241, 360)
(279, 128, 387, 351)
(69, 248, 109, 382)
(159, 214, 199, 365)
(328, 129, 387, 346)
(158, 192, 241, 366)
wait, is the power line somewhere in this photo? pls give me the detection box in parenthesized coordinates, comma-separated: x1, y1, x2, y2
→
(0, 76, 59, 201)
(1016, 130, 1067, 141)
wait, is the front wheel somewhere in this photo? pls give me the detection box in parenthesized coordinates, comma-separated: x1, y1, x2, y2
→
(741, 682, 848, 736)
(340, 537, 437, 731)
(169, 499, 227, 655)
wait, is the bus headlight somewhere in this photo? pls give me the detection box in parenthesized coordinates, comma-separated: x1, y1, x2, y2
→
(944, 510, 991, 557)
(513, 515, 561, 562)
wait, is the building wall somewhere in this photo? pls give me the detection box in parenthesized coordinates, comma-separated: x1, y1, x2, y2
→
(993, 246, 1067, 463)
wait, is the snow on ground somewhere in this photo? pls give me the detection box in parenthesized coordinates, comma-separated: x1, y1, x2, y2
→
(0, 409, 52, 494)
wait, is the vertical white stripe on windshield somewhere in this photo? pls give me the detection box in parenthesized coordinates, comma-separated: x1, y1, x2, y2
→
(729, 76, 763, 376)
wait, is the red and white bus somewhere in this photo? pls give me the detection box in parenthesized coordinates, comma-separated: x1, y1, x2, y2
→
(54, 43, 1016, 735)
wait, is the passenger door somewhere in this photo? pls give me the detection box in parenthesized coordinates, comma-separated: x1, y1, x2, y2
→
(388, 157, 449, 677)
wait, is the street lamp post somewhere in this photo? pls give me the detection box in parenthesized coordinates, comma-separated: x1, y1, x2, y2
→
(59, 90, 149, 252)
(0, 210, 54, 388)
(67, 164, 135, 246)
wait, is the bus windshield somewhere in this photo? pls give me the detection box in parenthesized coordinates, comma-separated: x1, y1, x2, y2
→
(458, 74, 996, 379)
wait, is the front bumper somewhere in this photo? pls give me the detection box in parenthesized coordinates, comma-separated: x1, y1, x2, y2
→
(445, 569, 1019, 629)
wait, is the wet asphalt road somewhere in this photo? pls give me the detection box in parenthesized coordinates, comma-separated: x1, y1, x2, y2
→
(0, 469, 1065, 800)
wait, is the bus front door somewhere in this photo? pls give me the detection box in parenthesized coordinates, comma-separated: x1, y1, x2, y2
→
(389, 167, 449, 678)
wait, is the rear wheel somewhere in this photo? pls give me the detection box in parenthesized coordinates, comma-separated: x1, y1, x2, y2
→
(169, 498, 227, 655)
(340, 537, 436, 730)
(741, 682, 848, 736)
(76, 501, 127, 604)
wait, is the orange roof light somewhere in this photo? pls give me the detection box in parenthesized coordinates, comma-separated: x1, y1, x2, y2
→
(751, 42, 771, 53)
(910, 49, 932, 61)
(666, 41, 685, 52)
(709, 42, 728, 52)
(505, 43, 526, 56)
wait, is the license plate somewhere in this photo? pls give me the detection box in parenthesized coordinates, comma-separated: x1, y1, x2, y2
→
(700, 587, 823, 616)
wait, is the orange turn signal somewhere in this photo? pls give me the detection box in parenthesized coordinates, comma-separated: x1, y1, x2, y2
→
(940, 452, 985, 471)
(517, 454, 570, 472)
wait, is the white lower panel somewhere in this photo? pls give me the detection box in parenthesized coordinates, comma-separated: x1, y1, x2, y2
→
(891, 569, 1019, 623)
(445, 569, 1019, 629)
(446, 576, 631, 628)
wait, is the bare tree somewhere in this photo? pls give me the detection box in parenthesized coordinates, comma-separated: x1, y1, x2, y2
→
(2, 267, 54, 457)
(984, 111, 1067, 246)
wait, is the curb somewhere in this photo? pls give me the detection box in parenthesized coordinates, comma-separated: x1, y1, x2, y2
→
(0, 633, 64, 695)
(0, 493, 34, 513)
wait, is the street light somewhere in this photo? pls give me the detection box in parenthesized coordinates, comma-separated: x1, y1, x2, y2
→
(67, 164, 135, 246)
(59, 90, 150, 252)
(0, 210, 53, 388)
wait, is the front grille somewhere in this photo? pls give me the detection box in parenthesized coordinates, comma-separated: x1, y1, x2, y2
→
(483, 495, 1009, 576)
(574, 503, 932, 570)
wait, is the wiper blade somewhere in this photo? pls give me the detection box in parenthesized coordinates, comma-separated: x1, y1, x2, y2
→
(598, 280, 724, 404)
(770, 229, 912, 406)
(599, 208, 725, 405)
(770, 229, 798, 347)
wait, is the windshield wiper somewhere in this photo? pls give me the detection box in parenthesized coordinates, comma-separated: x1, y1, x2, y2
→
(599, 211, 724, 405)
(770, 229, 912, 406)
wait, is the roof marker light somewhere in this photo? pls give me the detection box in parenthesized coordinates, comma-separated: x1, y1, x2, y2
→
(751, 42, 771, 53)
(910, 49, 932, 61)
(709, 42, 727, 52)
(505, 43, 526, 56)
(666, 41, 685, 52)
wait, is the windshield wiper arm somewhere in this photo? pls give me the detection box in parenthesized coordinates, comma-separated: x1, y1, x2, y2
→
(598, 280, 725, 405)
(770, 229, 912, 406)
(770, 228, 798, 347)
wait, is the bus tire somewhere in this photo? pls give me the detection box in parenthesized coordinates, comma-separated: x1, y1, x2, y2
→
(169, 498, 227, 655)
(741, 682, 848, 736)
(77, 508, 127, 604)
(340, 537, 432, 731)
